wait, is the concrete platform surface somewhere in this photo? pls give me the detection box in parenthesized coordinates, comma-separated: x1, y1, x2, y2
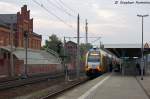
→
(55, 73, 149, 99)
(136, 74, 150, 98)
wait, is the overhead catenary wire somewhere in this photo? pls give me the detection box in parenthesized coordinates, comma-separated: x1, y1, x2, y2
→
(91, 37, 101, 44)
(55, 0, 88, 27)
(47, 0, 75, 17)
(54, 0, 75, 15)
(33, 0, 88, 32)
(47, 0, 86, 33)
(56, 0, 85, 22)
(64, 36, 101, 44)
(32, 0, 97, 44)
(51, 0, 87, 24)
(57, 0, 77, 14)
(32, 0, 76, 32)
(41, 34, 101, 45)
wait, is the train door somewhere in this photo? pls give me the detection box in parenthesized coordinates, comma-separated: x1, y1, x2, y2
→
(106, 56, 109, 72)
(101, 54, 106, 73)
(103, 55, 108, 72)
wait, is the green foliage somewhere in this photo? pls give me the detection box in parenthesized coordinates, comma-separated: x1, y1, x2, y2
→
(43, 35, 93, 63)
(43, 34, 63, 56)
(80, 43, 93, 62)
(80, 43, 93, 52)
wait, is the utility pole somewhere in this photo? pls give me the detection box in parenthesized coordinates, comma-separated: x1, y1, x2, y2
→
(76, 14, 80, 79)
(63, 37, 66, 61)
(10, 16, 14, 77)
(85, 19, 88, 44)
(137, 14, 149, 80)
(100, 41, 102, 48)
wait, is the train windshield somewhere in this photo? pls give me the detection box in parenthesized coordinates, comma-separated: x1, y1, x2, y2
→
(88, 51, 100, 62)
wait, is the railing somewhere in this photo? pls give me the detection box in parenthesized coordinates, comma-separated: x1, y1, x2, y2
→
(44, 48, 62, 63)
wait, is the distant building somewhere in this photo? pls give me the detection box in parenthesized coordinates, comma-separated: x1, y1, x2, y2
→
(65, 41, 77, 58)
(0, 5, 42, 49)
(65, 41, 77, 71)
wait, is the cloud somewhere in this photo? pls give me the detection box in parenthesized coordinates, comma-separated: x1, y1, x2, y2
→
(1, 0, 150, 44)
(0, 1, 19, 13)
(92, 3, 99, 9)
(96, 9, 115, 19)
(33, 18, 76, 30)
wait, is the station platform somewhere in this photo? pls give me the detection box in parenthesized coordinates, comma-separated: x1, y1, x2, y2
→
(56, 73, 150, 99)
(136, 74, 150, 98)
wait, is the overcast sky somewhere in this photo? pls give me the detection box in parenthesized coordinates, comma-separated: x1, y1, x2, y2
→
(0, 0, 150, 45)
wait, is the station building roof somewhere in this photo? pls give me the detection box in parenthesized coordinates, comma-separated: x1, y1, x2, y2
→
(0, 46, 61, 65)
(104, 44, 141, 48)
(104, 44, 150, 57)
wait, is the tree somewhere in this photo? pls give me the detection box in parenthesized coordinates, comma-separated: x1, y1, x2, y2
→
(80, 43, 93, 62)
(43, 34, 63, 56)
(80, 43, 93, 54)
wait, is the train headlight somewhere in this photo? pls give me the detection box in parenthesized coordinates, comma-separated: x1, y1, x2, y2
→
(96, 66, 100, 71)
(88, 65, 92, 68)
(85, 65, 92, 71)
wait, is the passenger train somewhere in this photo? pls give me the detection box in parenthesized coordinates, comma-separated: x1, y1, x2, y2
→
(85, 48, 120, 77)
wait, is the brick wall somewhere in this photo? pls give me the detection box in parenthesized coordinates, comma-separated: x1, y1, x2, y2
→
(0, 27, 10, 46)
(16, 5, 42, 49)
(0, 5, 42, 49)
(0, 57, 63, 77)
(26, 64, 62, 75)
(0, 59, 9, 76)
(14, 60, 24, 76)
(8, 60, 62, 76)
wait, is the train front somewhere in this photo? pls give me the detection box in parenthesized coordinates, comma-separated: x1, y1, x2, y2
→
(85, 49, 101, 77)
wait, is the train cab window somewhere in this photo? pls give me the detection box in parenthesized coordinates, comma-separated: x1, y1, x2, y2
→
(89, 51, 99, 55)
(88, 55, 100, 62)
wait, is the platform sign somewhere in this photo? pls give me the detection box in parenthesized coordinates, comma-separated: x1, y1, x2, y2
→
(144, 43, 150, 52)
(144, 43, 149, 49)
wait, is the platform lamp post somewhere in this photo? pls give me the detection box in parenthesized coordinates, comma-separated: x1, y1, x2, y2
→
(63, 37, 68, 81)
(23, 31, 28, 78)
(99, 37, 102, 48)
(77, 14, 80, 79)
(10, 16, 14, 77)
(137, 14, 149, 80)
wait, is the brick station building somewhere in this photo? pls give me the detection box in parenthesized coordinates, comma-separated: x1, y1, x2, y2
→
(0, 5, 62, 77)
(0, 5, 41, 49)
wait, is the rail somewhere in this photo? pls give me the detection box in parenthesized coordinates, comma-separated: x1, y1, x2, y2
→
(0, 73, 64, 90)
(40, 77, 89, 99)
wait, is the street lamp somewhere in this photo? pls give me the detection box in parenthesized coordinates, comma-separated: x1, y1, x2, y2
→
(23, 31, 28, 78)
(77, 14, 80, 79)
(10, 16, 14, 77)
(137, 14, 149, 80)
(62, 37, 68, 81)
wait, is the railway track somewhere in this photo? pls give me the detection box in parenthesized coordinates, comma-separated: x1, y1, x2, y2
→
(0, 72, 88, 99)
(40, 77, 89, 99)
(0, 73, 64, 90)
